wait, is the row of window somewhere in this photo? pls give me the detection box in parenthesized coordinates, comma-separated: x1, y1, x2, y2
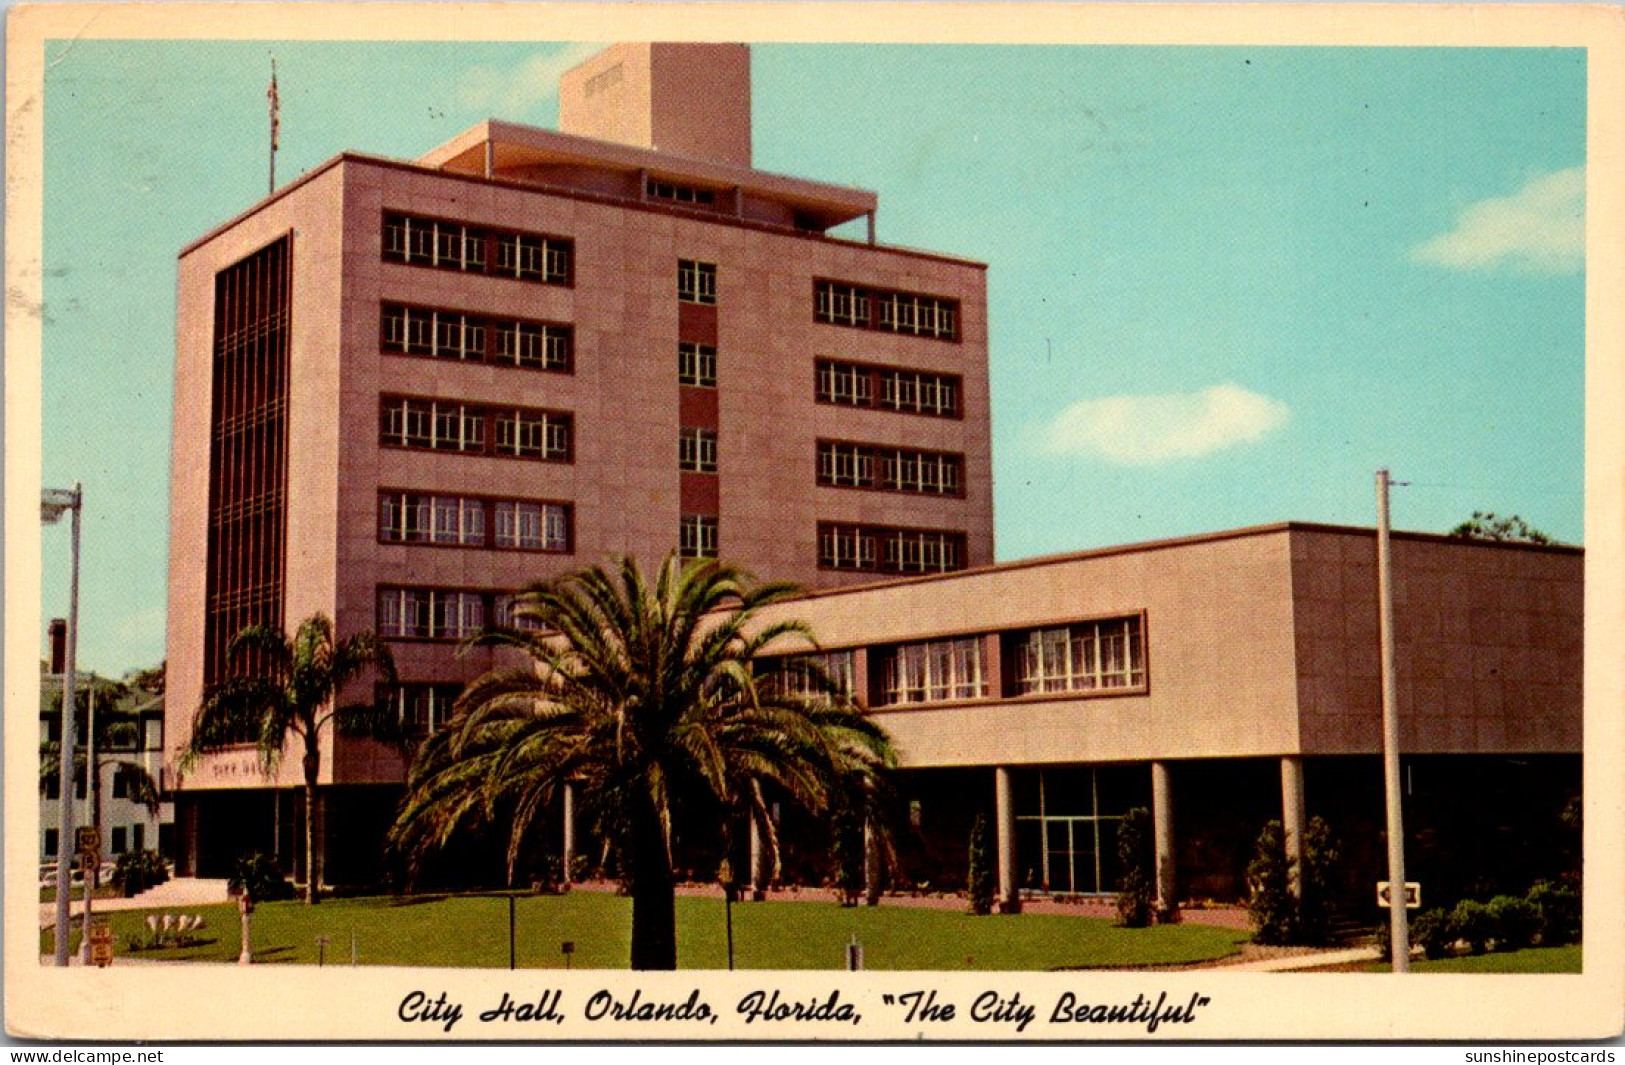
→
(43, 824, 147, 858)
(817, 522, 966, 575)
(817, 441, 963, 496)
(377, 586, 545, 640)
(774, 616, 1146, 709)
(815, 281, 960, 341)
(381, 219, 960, 347)
(379, 492, 571, 552)
(374, 617, 1142, 739)
(383, 213, 572, 285)
(648, 179, 717, 206)
(381, 304, 572, 371)
(379, 398, 573, 461)
(816, 359, 960, 418)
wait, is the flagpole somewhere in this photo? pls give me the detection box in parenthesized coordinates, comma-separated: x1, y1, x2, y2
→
(268, 57, 279, 195)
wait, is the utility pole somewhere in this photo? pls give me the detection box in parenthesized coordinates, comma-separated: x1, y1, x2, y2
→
(1376, 468, 1410, 971)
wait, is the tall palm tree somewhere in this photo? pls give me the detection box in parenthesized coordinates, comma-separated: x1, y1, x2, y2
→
(183, 614, 398, 904)
(389, 554, 896, 970)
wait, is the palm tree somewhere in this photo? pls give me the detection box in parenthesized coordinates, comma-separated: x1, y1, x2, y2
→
(183, 614, 398, 904)
(388, 554, 897, 970)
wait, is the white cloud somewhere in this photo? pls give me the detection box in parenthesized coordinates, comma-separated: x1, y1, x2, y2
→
(1042, 383, 1290, 465)
(1411, 166, 1584, 274)
(454, 44, 603, 119)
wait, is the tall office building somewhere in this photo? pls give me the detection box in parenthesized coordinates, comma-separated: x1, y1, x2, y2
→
(166, 44, 993, 878)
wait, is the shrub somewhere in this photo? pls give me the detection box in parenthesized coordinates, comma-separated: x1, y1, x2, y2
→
(830, 803, 866, 908)
(1487, 895, 1541, 951)
(1115, 807, 1155, 928)
(1528, 880, 1581, 946)
(1246, 821, 1298, 945)
(229, 853, 295, 904)
(966, 813, 994, 916)
(111, 849, 169, 898)
(1411, 908, 1455, 960)
(1298, 817, 1341, 945)
(1449, 899, 1493, 955)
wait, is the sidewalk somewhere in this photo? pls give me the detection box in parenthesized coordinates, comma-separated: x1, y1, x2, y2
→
(38, 877, 231, 928)
(1214, 946, 1382, 971)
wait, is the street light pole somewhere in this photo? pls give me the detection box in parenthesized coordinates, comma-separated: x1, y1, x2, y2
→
(1376, 468, 1411, 972)
(42, 484, 82, 967)
(80, 676, 97, 964)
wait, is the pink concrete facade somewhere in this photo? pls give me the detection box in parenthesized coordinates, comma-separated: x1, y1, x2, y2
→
(754, 523, 1582, 770)
(560, 43, 753, 167)
(169, 124, 992, 793)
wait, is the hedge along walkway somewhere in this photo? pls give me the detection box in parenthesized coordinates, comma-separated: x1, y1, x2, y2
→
(44, 891, 1252, 971)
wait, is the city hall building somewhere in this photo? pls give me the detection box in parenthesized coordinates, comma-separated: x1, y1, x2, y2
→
(166, 44, 1581, 906)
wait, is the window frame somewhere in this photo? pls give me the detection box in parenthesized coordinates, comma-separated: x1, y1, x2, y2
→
(678, 514, 719, 559)
(678, 259, 718, 305)
(378, 490, 573, 554)
(814, 358, 963, 419)
(815, 522, 967, 575)
(813, 279, 960, 342)
(1005, 613, 1149, 699)
(679, 427, 720, 473)
(376, 586, 496, 642)
(816, 439, 965, 497)
(678, 342, 718, 387)
(379, 395, 573, 464)
(382, 211, 574, 287)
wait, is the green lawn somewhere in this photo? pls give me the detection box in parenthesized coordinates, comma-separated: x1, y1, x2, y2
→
(39, 883, 120, 904)
(1362, 946, 1582, 974)
(43, 892, 1250, 970)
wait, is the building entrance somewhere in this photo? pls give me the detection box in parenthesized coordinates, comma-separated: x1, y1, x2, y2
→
(1014, 765, 1145, 895)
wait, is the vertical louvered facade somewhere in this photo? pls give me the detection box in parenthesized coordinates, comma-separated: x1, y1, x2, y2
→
(203, 236, 292, 685)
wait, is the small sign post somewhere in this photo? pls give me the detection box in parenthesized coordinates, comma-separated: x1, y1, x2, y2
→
(561, 941, 575, 970)
(1376, 881, 1422, 910)
(314, 934, 331, 967)
(88, 921, 114, 967)
(75, 826, 100, 861)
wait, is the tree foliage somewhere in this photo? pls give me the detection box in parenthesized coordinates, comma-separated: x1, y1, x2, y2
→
(1245, 820, 1298, 945)
(1448, 511, 1554, 545)
(184, 614, 398, 904)
(966, 813, 995, 916)
(1297, 816, 1341, 945)
(387, 554, 897, 970)
(1115, 806, 1156, 928)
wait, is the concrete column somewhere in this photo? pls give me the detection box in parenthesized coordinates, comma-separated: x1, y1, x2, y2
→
(1151, 761, 1178, 922)
(748, 816, 768, 901)
(994, 766, 1020, 914)
(1280, 756, 1307, 897)
(862, 820, 882, 906)
(561, 783, 575, 886)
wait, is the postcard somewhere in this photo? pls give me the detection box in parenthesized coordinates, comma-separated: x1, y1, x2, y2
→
(5, 1, 1623, 1044)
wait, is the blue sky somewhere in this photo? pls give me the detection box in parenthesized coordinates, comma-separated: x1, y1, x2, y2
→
(36, 41, 1585, 674)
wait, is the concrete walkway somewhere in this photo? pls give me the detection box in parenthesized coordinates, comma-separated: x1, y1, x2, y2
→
(1217, 945, 1382, 971)
(39, 877, 231, 928)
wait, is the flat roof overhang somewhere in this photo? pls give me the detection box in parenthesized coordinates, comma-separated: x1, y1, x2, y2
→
(421, 120, 878, 232)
